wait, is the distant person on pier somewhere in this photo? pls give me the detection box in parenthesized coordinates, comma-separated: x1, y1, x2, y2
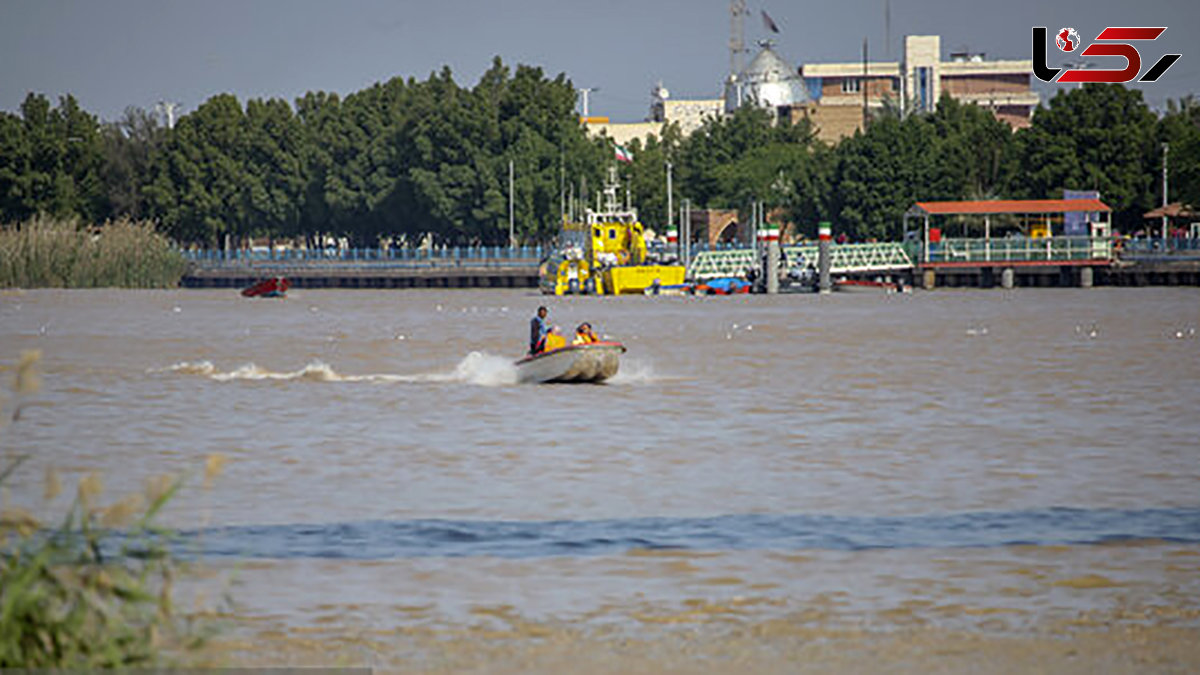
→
(530, 306, 549, 354)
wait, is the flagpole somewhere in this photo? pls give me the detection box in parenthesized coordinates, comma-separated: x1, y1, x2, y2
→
(666, 161, 674, 243)
(509, 159, 515, 249)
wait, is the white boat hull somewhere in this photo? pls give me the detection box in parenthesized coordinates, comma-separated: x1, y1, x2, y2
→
(834, 279, 903, 294)
(514, 342, 626, 384)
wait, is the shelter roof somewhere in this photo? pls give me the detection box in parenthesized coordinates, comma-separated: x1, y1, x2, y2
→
(1143, 202, 1197, 219)
(909, 199, 1111, 216)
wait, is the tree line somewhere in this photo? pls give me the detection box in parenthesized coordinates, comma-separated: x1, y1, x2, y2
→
(1, 63, 1197, 246)
(626, 85, 1200, 240)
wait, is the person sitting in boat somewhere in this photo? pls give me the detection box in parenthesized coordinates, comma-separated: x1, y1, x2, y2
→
(530, 306, 549, 354)
(543, 326, 567, 351)
(573, 322, 598, 345)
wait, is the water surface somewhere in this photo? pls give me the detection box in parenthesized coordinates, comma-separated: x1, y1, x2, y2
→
(3, 286, 1198, 634)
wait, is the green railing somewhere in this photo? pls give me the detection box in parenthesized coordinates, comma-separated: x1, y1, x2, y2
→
(689, 242, 912, 280)
(925, 237, 1113, 264)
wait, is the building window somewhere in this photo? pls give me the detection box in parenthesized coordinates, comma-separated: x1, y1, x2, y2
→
(916, 67, 936, 111)
(841, 77, 861, 94)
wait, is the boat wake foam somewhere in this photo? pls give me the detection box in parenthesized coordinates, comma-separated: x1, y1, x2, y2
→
(607, 357, 661, 385)
(156, 352, 518, 387)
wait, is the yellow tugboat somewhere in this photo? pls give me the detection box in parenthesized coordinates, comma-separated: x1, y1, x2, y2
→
(540, 167, 685, 295)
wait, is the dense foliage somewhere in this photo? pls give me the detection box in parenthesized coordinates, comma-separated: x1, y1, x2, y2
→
(0, 217, 185, 288)
(1, 69, 1196, 245)
(0, 352, 209, 667)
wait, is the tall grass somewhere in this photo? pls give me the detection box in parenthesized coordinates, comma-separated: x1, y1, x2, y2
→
(0, 351, 211, 667)
(0, 216, 186, 288)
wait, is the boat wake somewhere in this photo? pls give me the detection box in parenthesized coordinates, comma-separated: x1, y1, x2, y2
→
(156, 352, 518, 386)
(607, 357, 662, 385)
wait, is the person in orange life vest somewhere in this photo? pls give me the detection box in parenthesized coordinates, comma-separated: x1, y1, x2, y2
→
(573, 322, 598, 345)
(543, 326, 567, 351)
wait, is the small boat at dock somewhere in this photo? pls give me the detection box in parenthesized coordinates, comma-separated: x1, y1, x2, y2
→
(695, 277, 751, 295)
(241, 277, 290, 298)
(833, 278, 907, 294)
(514, 342, 626, 384)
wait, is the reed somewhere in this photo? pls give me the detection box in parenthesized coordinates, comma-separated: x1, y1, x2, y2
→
(0, 351, 210, 667)
(0, 216, 186, 288)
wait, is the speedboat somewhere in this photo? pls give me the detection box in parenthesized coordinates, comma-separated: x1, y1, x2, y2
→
(241, 276, 290, 298)
(694, 277, 751, 295)
(514, 342, 627, 384)
(644, 283, 693, 296)
(833, 279, 907, 294)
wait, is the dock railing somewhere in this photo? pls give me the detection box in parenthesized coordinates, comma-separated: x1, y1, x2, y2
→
(924, 236, 1113, 264)
(182, 246, 545, 270)
(1118, 237, 1200, 259)
(688, 242, 912, 280)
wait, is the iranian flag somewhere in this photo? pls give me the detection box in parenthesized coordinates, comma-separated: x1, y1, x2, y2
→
(614, 145, 633, 163)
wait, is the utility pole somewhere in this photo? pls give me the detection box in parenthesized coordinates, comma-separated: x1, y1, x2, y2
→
(509, 159, 515, 248)
(884, 0, 891, 58)
(1162, 142, 1170, 244)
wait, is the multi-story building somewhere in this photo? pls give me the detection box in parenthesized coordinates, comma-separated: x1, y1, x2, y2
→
(799, 35, 1039, 141)
(585, 34, 1039, 146)
(585, 85, 725, 147)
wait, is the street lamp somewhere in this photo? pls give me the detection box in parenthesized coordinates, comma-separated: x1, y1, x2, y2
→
(578, 87, 599, 118)
(1162, 142, 1169, 245)
(1061, 61, 1095, 89)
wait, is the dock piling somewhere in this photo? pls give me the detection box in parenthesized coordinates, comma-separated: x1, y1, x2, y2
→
(1001, 267, 1014, 289)
(818, 222, 832, 294)
(766, 240, 779, 295)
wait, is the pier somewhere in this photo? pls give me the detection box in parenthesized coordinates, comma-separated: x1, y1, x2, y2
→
(181, 247, 542, 289)
(180, 236, 1200, 291)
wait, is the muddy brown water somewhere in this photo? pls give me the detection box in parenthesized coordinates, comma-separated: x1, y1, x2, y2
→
(3, 287, 1199, 666)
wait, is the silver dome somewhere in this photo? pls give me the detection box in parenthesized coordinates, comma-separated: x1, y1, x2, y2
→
(725, 42, 808, 112)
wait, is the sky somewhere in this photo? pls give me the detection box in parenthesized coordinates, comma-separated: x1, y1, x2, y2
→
(1, 0, 1198, 124)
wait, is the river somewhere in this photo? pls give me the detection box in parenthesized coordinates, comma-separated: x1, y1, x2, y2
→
(2, 287, 1199, 670)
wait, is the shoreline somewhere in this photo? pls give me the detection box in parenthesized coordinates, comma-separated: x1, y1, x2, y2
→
(205, 613, 1200, 673)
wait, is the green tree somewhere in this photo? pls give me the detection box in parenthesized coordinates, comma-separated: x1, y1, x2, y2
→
(676, 106, 778, 209)
(1157, 95, 1200, 211)
(99, 107, 166, 220)
(145, 94, 250, 246)
(243, 98, 306, 242)
(829, 95, 1019, 240)
(830, 113, 940, 240)
(620, 124, 682, 234)
(670, 107, 829, 237)
(1014, 84, 1158, 230)
(0, 94, 104, 223)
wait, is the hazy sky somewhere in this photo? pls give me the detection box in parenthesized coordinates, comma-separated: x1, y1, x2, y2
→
(1, 0, 1197, 123)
